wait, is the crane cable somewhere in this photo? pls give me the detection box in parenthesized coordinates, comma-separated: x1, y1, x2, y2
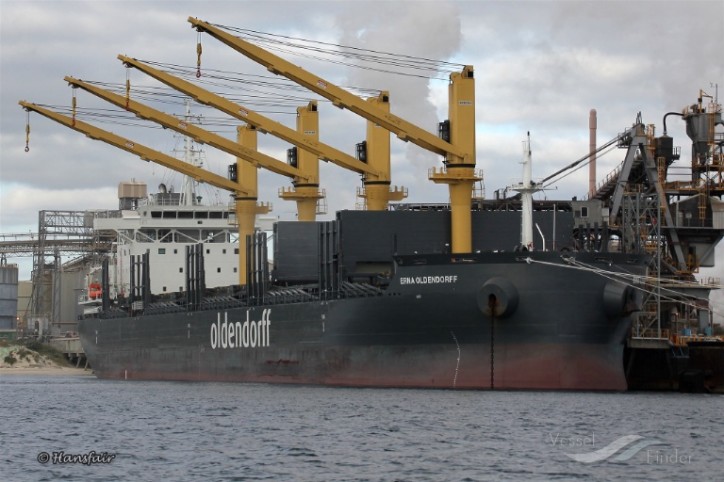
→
(539, 128, 632, 189)
(212, 23, 464, 81)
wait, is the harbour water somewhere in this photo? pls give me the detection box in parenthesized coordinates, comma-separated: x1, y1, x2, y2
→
(1, 373, 721, 481)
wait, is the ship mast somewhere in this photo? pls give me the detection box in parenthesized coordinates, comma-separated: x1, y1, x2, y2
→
(178, 100, 202, 206)
(510, 132, 540, 249)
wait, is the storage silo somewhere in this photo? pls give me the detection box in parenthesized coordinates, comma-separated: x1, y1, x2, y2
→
(0, 260, 19, 339)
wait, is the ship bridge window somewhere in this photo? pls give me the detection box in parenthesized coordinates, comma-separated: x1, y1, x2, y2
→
(178, 211, 193, 219)
(210, 212, 223, 219)
(162, 211, 177, 219)
(194, 212, 208, 219)
(151, 211, 162, 218)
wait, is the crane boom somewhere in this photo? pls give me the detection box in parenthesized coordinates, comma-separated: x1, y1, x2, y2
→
(189, 18, 479, 252)
(118, 55, 379, 177)
(188, 17, 471, 162)
(64, 76, 306, 182)
(19, 100, 245, 194)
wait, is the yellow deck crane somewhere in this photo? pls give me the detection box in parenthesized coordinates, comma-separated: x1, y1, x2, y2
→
(61, 76, 328, 218)
(357, 93, 408, 209)
(279, 100, 323, 220)
(189, 17, 478, 253)
(118, 55, 406, 211)
(19, 100, 262, 285)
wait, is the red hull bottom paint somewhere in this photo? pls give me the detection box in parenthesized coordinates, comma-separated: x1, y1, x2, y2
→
(91, 342, 626, 391)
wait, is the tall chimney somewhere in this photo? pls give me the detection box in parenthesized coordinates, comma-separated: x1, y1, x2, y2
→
(589, 109, 597, 198)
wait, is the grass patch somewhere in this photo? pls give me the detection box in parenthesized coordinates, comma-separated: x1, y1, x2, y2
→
(18, 340, 71, 367)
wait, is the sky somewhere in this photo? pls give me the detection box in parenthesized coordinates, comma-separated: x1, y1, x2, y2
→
(1, 0, 723, 320)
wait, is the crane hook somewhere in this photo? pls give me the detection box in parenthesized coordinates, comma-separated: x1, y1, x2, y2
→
(72, 89, 77, 127)
(125, 68, 131, 110)
(196, 32, 203, 78)
(24, 110, 30, 152)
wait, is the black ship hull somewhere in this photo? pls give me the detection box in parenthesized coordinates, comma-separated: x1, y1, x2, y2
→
(79, 251, 646, 390)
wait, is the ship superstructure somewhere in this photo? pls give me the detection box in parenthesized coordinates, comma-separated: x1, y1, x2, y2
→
(94, 180, 241, 296)
(88, 102, 265, 297)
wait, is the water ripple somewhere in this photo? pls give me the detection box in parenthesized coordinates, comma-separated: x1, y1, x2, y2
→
(0, 377, 720, 481)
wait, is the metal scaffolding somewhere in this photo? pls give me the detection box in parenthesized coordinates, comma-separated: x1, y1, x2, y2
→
(0, 210, 113, 330)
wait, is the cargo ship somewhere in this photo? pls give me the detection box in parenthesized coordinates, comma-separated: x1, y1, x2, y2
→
(19, 18, 723, 390)
(77, 205, 648, 390)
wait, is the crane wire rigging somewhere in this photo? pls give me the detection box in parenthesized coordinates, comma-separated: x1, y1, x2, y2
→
(213, 24, 465, 80)
(36, 26, 467, 143)
(140, 59, 384, 98)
